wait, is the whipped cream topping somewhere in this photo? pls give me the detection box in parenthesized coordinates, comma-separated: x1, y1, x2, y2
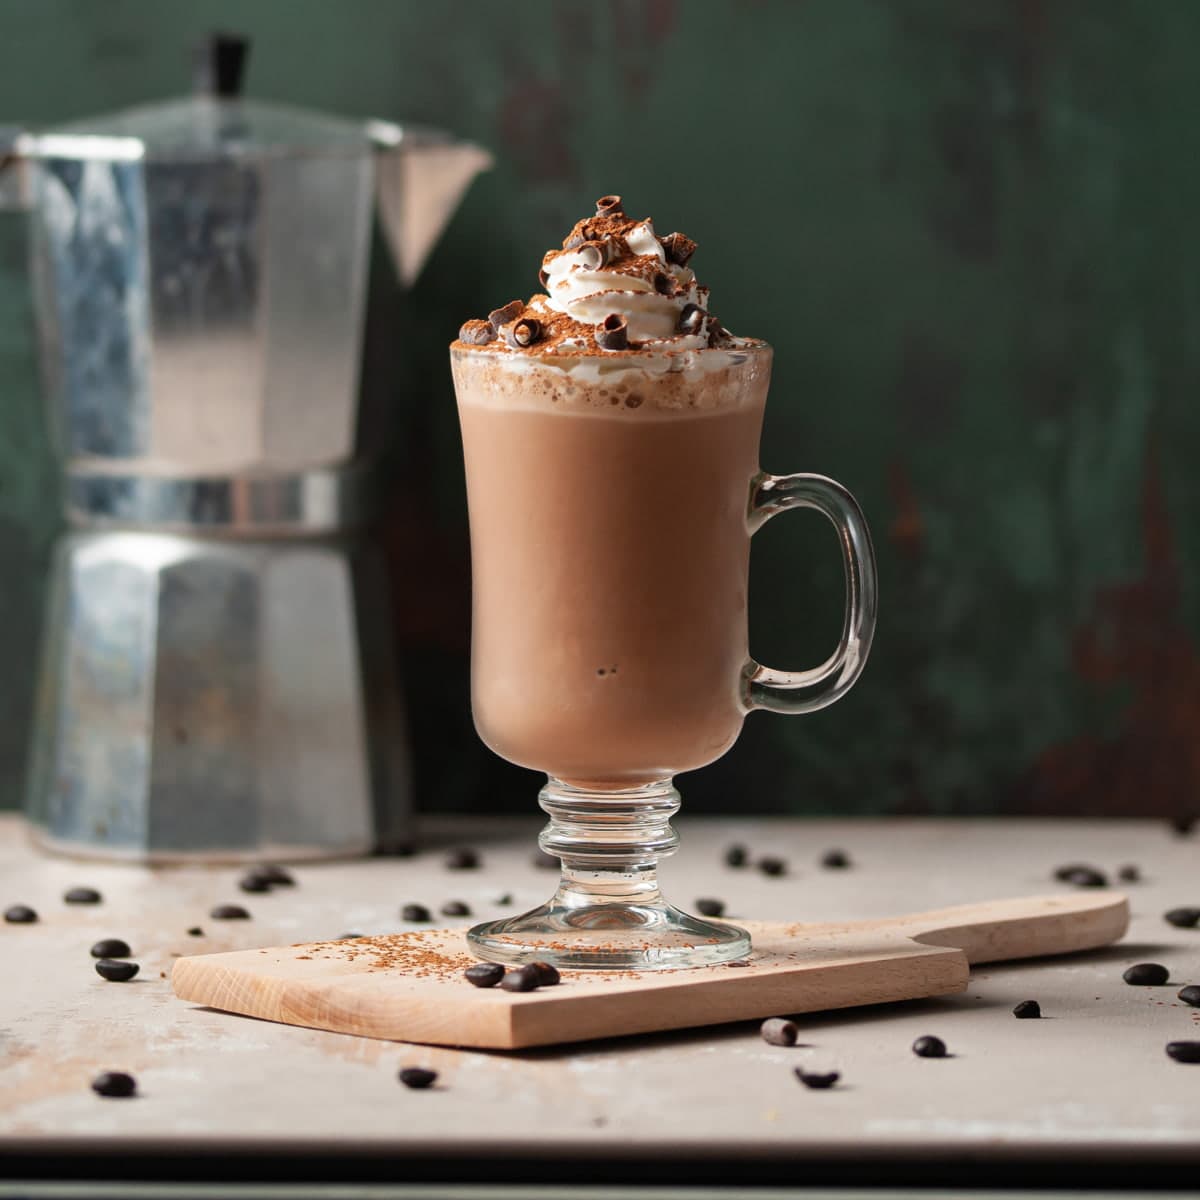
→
(455, 195, 740, 358)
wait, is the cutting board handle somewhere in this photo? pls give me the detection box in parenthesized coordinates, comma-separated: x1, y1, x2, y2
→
(879, 892, 1129, 964)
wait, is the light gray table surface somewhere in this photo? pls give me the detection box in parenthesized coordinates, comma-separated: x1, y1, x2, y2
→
(2, 814, 1199, 1190)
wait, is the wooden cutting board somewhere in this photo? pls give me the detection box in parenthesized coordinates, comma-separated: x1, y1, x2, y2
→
(171, 892, 1128, 1050)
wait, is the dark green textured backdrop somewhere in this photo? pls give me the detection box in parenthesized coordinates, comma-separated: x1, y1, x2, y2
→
(1, 0, 1197, 817)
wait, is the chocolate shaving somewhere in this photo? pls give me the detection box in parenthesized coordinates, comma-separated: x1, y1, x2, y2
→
(678, 304, 705, 336)
(458, 319, 496, 345)
(662, 232, 697, 267)
(506, 317, 542, 348)
(578, 240, 614, 270)
(595, 194, 624, 217)
(488, 299, 524, 330)
(595, 313, 628, 351)
(653, 271, 675, 296)
(564, 232, 586, 250)
(538, 268, 549, 288)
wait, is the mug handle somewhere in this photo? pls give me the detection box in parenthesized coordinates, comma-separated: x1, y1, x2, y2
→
(742, 472, 878, 714)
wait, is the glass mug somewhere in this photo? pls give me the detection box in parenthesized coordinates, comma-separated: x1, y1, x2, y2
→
(451, 340, 877, 970)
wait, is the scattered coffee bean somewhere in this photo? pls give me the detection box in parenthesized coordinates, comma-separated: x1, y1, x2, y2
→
(440, 900, 471, 918)
(95, 959, 139, 982)
(595, 312, 628, 351)
(760, 1017, 798, 1046)
(725, 959, 752, 968)
(506, 317, 542, 349)
(487, 299, 524, 330)
(1013, 1000, 1042, 1019)
(912, 1035, 947, 1058)
(339, 932, 363, 940)
(1061, 866, 1107, 888)
(495, 893, 514, 906)
(757, 857, 787, 877)
(1177, 985, 1200, 1007)
(444, 848, 480, 871)
(1123, 962, 1169, 986)
(724, 844, 748, 868)
(401, 903, 432, 922)
(254, 863, 295, 886)
(459, 318, 497, 345)
(695, 898, 725, 918)
(4, 904, 37, 924)
(238, 873, 272, 894)
(1166, 1041, 1200, 1063)
(398, 1067, 438, 1089)
(794, 1068, 840, 1090)
(1117, 864, 1141, 883)
(529, 961, 560, 987)
(64, 887, 102, 905)
(209, 904, 250, 920)
(500, 965, 542, 992)
(90, 938, 131, 959)
(821, 849, 851, 870)
(187, 927, 204, 937)
(1170, 815, 1196, 837)
(595, 194, 623, 217)
(91, 1071, 136, 1098)
(1164, 907, 1200, 929)
(465, 962, 505, 988)
(531, 849, 559, 870)
(661, 231, 697, 267)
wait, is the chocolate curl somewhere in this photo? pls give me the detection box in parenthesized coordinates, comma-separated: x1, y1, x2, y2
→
(488, 299, 524, 330)
(506, 317, 542, 348)
(577, 240, 613, 270)
(458, 319, 497, 345)
(538, 268, 549, 289)
(595, 313, 629, 351)
(678, 304, 705, 336)
(564, 232, 586, 250)
(653, 271, 676, 296)
(662, 232, 697, 267)
(595, 194, 624, 217)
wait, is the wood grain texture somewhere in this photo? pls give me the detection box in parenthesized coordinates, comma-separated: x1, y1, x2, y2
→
(171, 892, 1128, 1049)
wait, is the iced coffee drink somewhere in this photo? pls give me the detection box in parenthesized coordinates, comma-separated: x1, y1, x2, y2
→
(451, 196, 876, 970)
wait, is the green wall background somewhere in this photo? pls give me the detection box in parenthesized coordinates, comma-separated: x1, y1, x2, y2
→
(1, 0, 1197, 818)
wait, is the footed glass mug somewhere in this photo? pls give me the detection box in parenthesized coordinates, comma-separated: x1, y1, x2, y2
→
(451, 340, 877, 970)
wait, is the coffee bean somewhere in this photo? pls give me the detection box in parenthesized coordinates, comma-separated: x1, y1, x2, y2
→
(339, 932, 363, 940)
(210, 904, 250, 920)
(760, 1017, 798, 1046)
(726, 959, 752, 968)
(495, 893, 514, 906)
(695, 898, 725, 918)
(401, 904, 431, 922)
(795, 1068, 840, 1090)
(91, 1071, 136, 1098)
(95, 959, 139, 982)
(1123, 962, 1169, 986)
(440, 900, 471, 918)
(254, 863, 295, 886)
(64, 887, 102, 905)
(723, 844, 748, 868)
(912, 1035, 947, 1058)
(1164, 907, 1200, 929)
(1170, 815, 1197, 837)
(500, 965, 541, 992)
(1013, 1000, 1041, 1019)
(186, 927, 204, 937)
(238, 874, 272, 894)
(444, 848, 479, 871)
(1117, 864, 1141, 883)
(529, 961, 560, 987)
(1177, 985, 1200, 1007)
(757, 857, 787, 877)
(1063, 867, 1107, 888)
(4, 904, 37, 924)
(398, 1067, 438, 1089)
(821, 849, 851, 869)
(465, 963, 505, 988)
(90, 938, 131, 959)
(1166, 1041, 1200, 1063)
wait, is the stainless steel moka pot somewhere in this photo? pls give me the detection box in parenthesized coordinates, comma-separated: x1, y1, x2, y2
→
(2, 36, 491, 860)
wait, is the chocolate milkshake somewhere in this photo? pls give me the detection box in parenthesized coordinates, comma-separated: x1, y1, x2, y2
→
(451, 196, 770, 786)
